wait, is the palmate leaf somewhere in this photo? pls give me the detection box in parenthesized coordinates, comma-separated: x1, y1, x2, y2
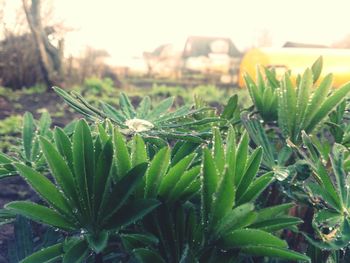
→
(213, 203, 255, 238)
(121, 233, 158, 251)
(273, 61, 350, 143)
(137, 96, 152, 118)
(93, 139, 114, 212)
(278, 73, 297, 140)
(147, 97, 174, 121)
(131, 134, 149, 167)
(306, 81, 350, 134)
(72, 119, 95, 218)
(86, 231, 109, 254)
(39, 137, 79, 209)
(234, 132, 249, 185)
(101, 102, 127, 124)
(171, 141, 198, 166)
(114, 128, 132, 178)
(14, 163, 72, 217)
(236, 171, 274, 205)
(330, 144, 348, 206)
(254, 203, 294, 222)
(22, 112, 35, 161)
(235, 147, 263, 199)
(103, 199, 160, 230)
(221, 229, 310, 262)
(167, 166, 200, 203)
(20, 243, 64, 263)
(53, 127, 74, 171)
(53, 87, 221, 142)
(244, 69, 278, 122)
(99, 163, 148, 222)
(311, 56, 323, 83)
(144, 147, 171, 198)
(249, 217, 303, 232)
(5, 202, 76, 231)
(294, 69, 312, 139)
(119, 92, 136, 119)
(210, 168, 235, 228)
(63, 239, 89, 263)
(158, 153, 196, 198)
(241, 246, 310, 262)
(297, 133, 342, 211)
(201, 148, 219, 229)
(242, 115, 276, 169)
(300, 74, 333, 135)
(212, 128, 225, 174)
(221, 229, 287, 249)
(52, 87, 99, 120)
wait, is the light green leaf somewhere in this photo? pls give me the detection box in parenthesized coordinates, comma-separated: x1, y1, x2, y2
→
(221, 229, 287, 249)
(214, 203, 254, 238)
(145, 147, 171, 198)
(306, 81, 350, 133)
(131, 134, 148, 167)
(119, 92, 136, 119)
(234, 132, 249, 186)
(147, 97, 174, 121)
(236, 147, 263, 198)
(211, 168, 235, 228)
(212, 127, 225, 174)
(114, 128, 132, 178)
(201, 148, 219, 228)
(237, 171, 273, 205)
(311, 56, 323, 83)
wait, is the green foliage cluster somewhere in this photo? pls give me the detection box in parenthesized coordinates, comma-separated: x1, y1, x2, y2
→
(2, 58, 350, 262)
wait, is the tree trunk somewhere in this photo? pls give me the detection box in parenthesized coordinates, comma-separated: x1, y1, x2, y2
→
(22, 0, 62, 88)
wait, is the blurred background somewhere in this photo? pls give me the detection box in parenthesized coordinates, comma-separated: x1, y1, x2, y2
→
(2, 0, 350, 90)
(1, 0, 350, 131)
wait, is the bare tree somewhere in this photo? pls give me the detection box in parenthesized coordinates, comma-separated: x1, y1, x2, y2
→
(22, 0, 63, 87)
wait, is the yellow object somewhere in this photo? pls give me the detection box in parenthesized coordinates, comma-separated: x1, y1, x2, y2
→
(238, 48, 350, 88)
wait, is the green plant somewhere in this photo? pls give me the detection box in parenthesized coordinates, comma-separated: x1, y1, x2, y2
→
(83, 77, 115, 96)
(0, 112, 52, 178)
(53, 87, 222, 142)
(277, 66, 350, 144)
(5, 119, 160, 262)
(122, 127, 310, 262)
(245, 57, 350, 144)
(289, 132, 350, 250)
(244, 66, 279, 122)
(242, 114, 294, 181)
(327, 99, 350, 147)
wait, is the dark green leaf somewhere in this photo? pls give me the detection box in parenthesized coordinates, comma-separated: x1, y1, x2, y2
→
(20, 243, 63, 263)
(6, 201, 76, 231)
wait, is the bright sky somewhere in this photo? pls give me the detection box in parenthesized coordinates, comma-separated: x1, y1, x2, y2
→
(3, 0, 350, 65)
